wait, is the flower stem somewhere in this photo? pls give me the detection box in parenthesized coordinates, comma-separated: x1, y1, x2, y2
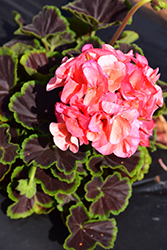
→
(110, 0, 152, 46)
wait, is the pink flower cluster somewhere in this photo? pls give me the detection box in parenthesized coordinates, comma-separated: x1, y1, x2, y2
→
(47, 44, 163, 158)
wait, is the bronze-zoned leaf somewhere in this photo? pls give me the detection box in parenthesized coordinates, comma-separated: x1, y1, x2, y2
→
(0, 48, 18, 121)
(64, 204, 117, 250)
(0, 124, 19, 164)
(20, 6, 70, 39)
(62, 0, 131, 29)
(35, 167, 80, 196)
(85, 173, 131, 217)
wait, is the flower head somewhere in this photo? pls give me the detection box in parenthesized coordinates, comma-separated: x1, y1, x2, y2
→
(47, 44, 163, 158)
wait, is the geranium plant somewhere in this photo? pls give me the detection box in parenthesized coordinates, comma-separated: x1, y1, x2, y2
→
(0, 0, 167, 249)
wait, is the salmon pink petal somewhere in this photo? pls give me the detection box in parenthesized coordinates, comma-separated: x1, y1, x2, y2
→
(83, 88, 98, 107)
(79, 134, 89, 145)
(91, 132, 117, 155)
(129, 68, 144, 90)
(93, 141, 117, 155)
(139, 119, 154, 147)
(56, 57, 74, 78)
(121, 109, 139, 123)
(113, 123, 140, 158)
(144, 78, 158, 95)
(66, 118, 84, 137)
(108, 61, 126, 92)
(139, 119, 154, 135)
(46, 76, 64, 91)
(120, 79, 136, 100)
(113, 141, 138, 158)
(87, 131, 100, 142)
(149, 68, 160, 83)
(145, 67, 160, 83)
(64, 107, 89, 130)
(115, 49, 133, 63)
(82, 60, 108, 105)
(55, 102, 65, 113)
(139, 131, 150, 147)
(60, 78, 81, 104)
(86, 48, 111, 60)
(61, 56, 69, 64)
(102, 44, 115, 52)
(69, 136, 79, 153)
(89, 113, 109, 135)
(134, 53, 148, 66)
(154, 85, 163, 107)
(97, 54, 118, 70)
(89, 113, 103, 133)
(109, 116, 131, 144)
(98, 56, 126, 92)
(49, 122, 79, 153)
(82, 44, 93, 52)
(140, 96, 157, 120)
(102, 102, 120, 114)
(101, 92, 120, 114)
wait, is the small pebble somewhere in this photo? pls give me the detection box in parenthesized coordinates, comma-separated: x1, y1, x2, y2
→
(152, 217, 160, 221)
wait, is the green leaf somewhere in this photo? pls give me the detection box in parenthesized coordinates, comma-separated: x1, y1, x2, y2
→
(7, 165, 36, 219)
(7, 165, 53, 218)
(45, 30, 76, 52)
(16, 179, 36, 199)
(117, 30, 139, 44)
(4, 42, 34, 56)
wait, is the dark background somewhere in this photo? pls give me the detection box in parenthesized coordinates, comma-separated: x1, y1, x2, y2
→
(0, 0, 167, 249)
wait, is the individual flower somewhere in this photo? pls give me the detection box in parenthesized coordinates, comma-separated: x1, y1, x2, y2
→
(49, 122, 79, 153)
(47, 44, 163, 158)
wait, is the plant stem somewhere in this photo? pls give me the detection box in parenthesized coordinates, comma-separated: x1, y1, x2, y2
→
(28, 166, 37, 188)
(42, 38, 50, 52)
(110, 0, 152, 46)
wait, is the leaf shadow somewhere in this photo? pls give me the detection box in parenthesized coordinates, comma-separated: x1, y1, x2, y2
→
(48, 208, 69, 244)
(0, 189, 13, 215)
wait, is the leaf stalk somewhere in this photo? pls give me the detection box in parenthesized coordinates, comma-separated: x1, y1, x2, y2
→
(28, 166, 37, 188)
